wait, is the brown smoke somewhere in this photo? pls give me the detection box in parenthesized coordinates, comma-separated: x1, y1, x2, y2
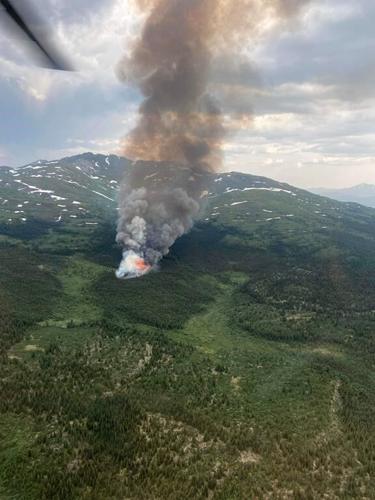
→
(115, 0, 312, 278)
(118, 0, 311, 171)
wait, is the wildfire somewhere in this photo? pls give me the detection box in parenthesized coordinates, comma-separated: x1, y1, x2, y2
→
(116, 250, 152, 279)
(134, 256, 151, 272)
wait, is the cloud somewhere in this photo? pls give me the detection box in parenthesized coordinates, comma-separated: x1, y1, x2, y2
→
(0, 0, 140, 101)
(0, 0, 374, 189)
(0, 0, 143, 165)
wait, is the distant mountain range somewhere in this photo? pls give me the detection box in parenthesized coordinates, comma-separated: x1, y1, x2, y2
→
(311, 183, 375, 208)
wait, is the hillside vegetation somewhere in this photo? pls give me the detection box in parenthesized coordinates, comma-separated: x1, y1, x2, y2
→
(0, 154, 375, 499)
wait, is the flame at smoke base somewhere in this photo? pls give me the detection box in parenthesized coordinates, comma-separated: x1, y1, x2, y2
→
(116, 250, 152, 279)
(116, 0, 312, 278)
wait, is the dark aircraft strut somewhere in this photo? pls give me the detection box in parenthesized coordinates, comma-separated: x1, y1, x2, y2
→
(0, 0, 73, 70)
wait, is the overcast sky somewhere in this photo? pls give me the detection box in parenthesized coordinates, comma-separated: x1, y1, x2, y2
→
(0, 0, 374, 188)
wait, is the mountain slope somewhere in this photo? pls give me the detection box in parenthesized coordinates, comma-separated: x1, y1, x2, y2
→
(311, 183, 375, 208)
(2, 153, 374, 253)
(0, 153, 126, 225)
(0, 154, 375, 499)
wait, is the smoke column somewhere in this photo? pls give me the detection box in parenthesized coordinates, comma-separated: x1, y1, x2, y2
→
(116, 0, 311, 279)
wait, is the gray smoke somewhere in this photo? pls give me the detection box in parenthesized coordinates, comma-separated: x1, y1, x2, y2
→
(116, 0, 312, 278)
(116, 162, 207, 278)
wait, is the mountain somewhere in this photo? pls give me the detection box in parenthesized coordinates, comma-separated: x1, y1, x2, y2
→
(0, 152, 127, 223)
(311, 183, 375, 208)
(1, 153, 375, 499)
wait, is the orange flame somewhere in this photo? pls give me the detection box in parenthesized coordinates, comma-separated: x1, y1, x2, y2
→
(134, 256, 152, 273)
(116, 250, 152, 279)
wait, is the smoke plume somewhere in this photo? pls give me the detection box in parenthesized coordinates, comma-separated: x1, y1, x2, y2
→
(116, 0, 311, 278)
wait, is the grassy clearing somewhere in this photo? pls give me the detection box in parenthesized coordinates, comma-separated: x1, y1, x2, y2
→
(52, 256, 106, 324)
(166, 273, 247, 355)
(8, 326, 96, 360)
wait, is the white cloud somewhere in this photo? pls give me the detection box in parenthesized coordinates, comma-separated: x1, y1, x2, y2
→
(0, 0, 140, 102)
(302, 0, 363, 34)
(254, 113, 303, 132)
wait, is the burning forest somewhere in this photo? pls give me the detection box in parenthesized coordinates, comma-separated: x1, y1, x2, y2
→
(116, 0, 311, 279)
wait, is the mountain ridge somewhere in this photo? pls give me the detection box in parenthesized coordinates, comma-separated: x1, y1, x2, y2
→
(2, 151, 371, 226)
(311, 182, 375, 208)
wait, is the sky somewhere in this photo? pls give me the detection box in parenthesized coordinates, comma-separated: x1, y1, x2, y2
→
(0, 0, 374, 188)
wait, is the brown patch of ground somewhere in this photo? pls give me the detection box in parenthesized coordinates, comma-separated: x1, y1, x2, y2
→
(24, 344, 43, 352)
(239, 449, 260, 464)
(230, 376, 241, 391)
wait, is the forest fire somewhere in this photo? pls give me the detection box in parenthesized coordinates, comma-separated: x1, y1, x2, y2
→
(115, 250, 152, 279)
(116, 0, 313, 279)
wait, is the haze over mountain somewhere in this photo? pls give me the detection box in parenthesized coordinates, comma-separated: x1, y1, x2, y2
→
(311, 183, 375, 209)
(1, 153, 375, 498)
